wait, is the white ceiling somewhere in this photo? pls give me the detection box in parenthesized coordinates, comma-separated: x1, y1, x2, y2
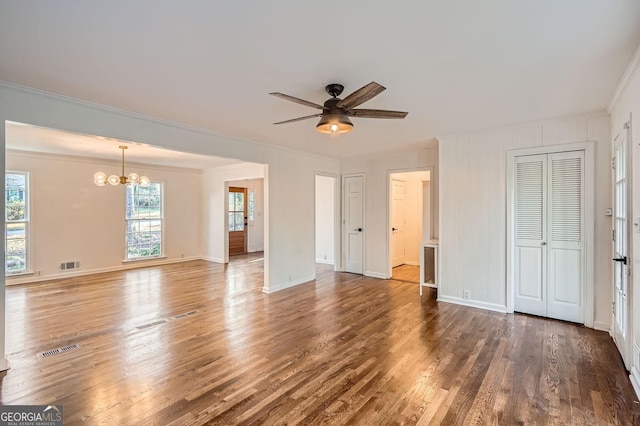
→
(5, 122, 243, 170)
(1, 1, 639, 159)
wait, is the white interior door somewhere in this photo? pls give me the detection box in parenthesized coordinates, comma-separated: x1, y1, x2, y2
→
(514, 151, 585, 323)
(343, 175, 364, 274)
(514, 155, 547, 317)
(391, 178, 406, 267)
(546, 151, 584, 323)
(612, 129, 630, 367)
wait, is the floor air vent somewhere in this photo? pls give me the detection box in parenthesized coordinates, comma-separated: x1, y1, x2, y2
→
(136, 320, 167, 330)
(173, 310, 199, 319)
(39, 343, 80, 358)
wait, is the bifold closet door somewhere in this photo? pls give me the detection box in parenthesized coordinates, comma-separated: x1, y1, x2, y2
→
(514, 151, 584, 323)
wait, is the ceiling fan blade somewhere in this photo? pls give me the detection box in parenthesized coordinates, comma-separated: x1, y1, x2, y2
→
(273, 113, 323, 125)
(269, 92, 327, 110)
(347, 109, 408, 119)
(336, 82, 386, 110)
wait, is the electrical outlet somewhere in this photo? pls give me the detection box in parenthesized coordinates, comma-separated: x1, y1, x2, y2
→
(288, 275, 292, 282)
(463, 290, 470, 300)
(36, 270, 42, 277)
(181, 253, 184, 258)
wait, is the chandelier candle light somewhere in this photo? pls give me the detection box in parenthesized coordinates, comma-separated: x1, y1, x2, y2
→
(94, 146, 150, 187)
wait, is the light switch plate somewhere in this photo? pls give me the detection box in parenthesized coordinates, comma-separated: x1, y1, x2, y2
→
(605, 208, 613, 216)
(634, 217, 640, 233)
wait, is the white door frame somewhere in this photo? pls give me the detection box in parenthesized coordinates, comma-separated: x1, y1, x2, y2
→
(314, 172, 341, 272)
(506, 142, 595, 328)
(342, 173, 365, 274)
(385, 167, 434, 279)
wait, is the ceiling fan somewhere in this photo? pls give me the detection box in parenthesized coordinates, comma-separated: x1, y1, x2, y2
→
(270, 82, 408, 134)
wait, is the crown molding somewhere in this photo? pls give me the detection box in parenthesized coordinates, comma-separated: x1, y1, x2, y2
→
(608, 43, 640, 113)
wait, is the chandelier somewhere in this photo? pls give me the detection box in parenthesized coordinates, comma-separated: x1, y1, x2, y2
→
(94, 146, 150, 187)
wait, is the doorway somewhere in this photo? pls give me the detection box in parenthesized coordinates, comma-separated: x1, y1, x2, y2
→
(228, 186, 248, 256)
(315, 174, 337, 276)
(388, 170, 431, 283)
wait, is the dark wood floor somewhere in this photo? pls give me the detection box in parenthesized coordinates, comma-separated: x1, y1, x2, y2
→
(2, 255, 638, 425)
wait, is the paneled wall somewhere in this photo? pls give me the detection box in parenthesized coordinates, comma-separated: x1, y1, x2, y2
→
(439, 114, 611, 328)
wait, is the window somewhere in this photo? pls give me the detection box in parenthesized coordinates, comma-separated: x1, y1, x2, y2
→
(126, 182, 163, 260)
(5, 172, 28, 274)
(228, 189, 245, 231)
(248, 190, 255, 221)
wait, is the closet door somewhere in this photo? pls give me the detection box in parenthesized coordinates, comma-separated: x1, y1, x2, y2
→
(514, 155, 547, 317)
(513, 151, 584, 323)
(546, 151, 584, 323)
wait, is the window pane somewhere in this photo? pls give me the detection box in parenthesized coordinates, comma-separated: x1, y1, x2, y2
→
(235, 212, 244, 231)
(6, 223, 25, 240)
(229, 193, 235, 212)
(235, 193, 244, 212)
(6, 238, 26, 273)
(228, 212, 235, 231)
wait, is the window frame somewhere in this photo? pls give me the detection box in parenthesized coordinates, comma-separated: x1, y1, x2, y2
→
(124, 181, 165, 261)
(5, 171, 30, 275)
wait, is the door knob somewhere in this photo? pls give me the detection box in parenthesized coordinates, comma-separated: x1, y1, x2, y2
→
(392, 227, 397, 231)
(613, 256, 627, 265)
(541, 242, 546, 246)
(355, 228, 362, 232)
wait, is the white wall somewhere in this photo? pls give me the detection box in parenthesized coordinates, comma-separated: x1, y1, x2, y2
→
(315, 175, 335, 264)
(341, 140, 438, 278)
(439, 114, 612, 326)
(608, 46, 640, 391)
(6, 150, 202, 284)
(228, 178, 264, 253)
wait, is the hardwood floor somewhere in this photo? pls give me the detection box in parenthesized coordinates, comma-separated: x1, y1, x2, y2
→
(2, 256, 639, 425)
(392, 264, 420, 284)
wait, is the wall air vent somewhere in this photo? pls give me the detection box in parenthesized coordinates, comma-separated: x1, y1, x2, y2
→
(59, 261, 80, 272)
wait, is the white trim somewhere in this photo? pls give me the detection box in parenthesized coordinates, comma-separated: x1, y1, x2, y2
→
(262, 274, 315, 294)
(365, 271, 388, 279)
(437, 295, 507, 314)
(5, 256, 201, 286)
(593, 321, 611, 332)
(201, 256, 225, 263)
(608, 44, 640, 113)
(315, 258, 334, 265)
(0, 357, 9, 372)
(506, 142, 595, 328)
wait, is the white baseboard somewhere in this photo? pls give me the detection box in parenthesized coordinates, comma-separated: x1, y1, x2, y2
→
(437, 295, 508, 314)
(6, 256, 202, 286)
(593, 321, 611, 332)
(315, 258, 334, 265)
(365, 271, 388, 279)
(200, 256, 225, 264)
(404, 261, 419, 266)
(263, 274, 315, 294)
(0, 357, 9, 371)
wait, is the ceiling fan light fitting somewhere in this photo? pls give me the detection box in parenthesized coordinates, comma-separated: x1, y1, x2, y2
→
(316, 113, 353, 135)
